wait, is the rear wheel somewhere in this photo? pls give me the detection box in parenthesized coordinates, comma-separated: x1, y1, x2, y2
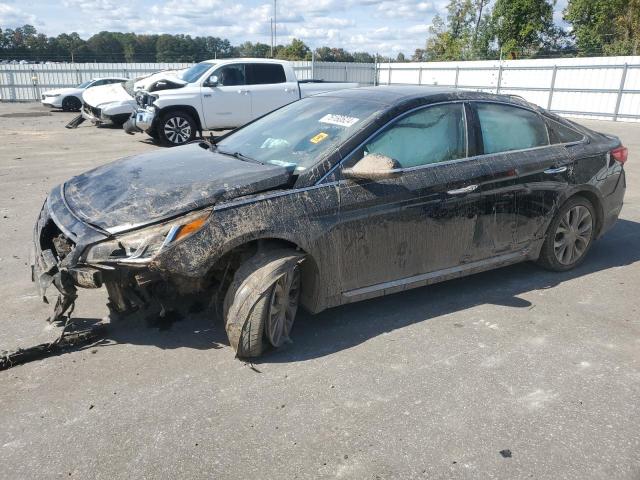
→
(537, 196, 596, 271)
(61, 96, 81, 112)
(157, 111, 197, 146)
(223, 249, 303, 358)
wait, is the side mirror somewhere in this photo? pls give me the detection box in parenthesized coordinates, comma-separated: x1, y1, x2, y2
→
(342, 154, 401, 181)
(205, 75, 219, 87)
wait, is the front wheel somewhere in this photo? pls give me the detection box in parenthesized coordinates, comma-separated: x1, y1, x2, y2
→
(61, 96, 81, 112)
(157, 111, 197, 146)
(223, 249, 304, 358)
(537, 196, 596, 271)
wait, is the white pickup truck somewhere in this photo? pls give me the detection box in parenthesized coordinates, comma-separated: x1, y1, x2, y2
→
(123, 58, 359, 146)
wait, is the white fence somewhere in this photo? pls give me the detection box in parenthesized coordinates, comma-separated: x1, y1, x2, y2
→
(0, 61, 377, 102)
(380, 56, 640, 122)
(2, 56, 639, 122)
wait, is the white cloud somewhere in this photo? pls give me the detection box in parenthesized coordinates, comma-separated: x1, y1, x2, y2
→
(0, 4, 38, 27)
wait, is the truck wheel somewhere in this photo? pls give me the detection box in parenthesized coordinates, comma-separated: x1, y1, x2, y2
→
(537, 195, 596, 271)
(223, 249, 304, 358)
(62, 96, 81, 112)
(157, 111, 196, 146)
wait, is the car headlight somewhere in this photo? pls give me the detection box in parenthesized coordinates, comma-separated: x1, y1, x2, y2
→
(83, 209, 211, 265)
(45, 93, 61, 98)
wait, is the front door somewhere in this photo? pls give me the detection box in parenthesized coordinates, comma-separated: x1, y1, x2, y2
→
(334, 102, 493, 294)
(201, 63, 251, 129)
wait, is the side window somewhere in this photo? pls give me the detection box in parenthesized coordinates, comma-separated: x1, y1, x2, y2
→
(475, 103, 548, 154)
(247, 64, 286, 85)
(90, 80, 104, 87)
(353, 103, 466, 169)
(546, 118, 584, 144)
(216, 64, 246, 86)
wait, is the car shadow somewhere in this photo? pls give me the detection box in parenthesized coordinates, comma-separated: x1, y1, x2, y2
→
(32, 218, 640, 365)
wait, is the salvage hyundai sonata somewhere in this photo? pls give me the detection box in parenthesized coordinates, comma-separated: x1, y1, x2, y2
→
(32, 87, 627, 357)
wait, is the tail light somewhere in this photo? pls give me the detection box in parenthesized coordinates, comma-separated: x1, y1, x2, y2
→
(611, 146, 628, 165)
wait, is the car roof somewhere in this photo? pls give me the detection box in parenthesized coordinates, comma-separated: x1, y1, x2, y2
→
(317, 85, 537, 110)
(90, 77, 129, 81)
(201, 58, 290, 66)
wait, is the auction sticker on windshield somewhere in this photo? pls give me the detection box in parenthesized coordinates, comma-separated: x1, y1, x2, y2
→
(310, 132, 329, 144)
(319, 114, 359, 128)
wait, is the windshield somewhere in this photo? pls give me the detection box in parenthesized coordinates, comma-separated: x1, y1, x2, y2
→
(78, 80, 93, 88)
(179, 62, 216, 83)
(216, 96, 385, 172)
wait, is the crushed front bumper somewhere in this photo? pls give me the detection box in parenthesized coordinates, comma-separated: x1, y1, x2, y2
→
(81, 102, 104, 124)
(123, 107, 156, 135)
(31, 186, 109, 305)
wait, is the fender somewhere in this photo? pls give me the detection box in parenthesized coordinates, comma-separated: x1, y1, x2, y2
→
(156, 105, 204, 133)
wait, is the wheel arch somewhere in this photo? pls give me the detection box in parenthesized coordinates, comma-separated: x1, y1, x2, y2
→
(562, 187, 605, 237)
(157, 105, 203, 132)
(208, 234, 322, 313)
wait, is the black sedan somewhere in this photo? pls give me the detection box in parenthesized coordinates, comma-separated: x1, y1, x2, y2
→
(32, 87, 627, 358)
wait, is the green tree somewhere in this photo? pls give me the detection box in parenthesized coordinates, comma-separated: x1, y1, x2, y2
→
(491, 0, 554, 56)
(86, 31, 125, 62)
(564, 0, 640, 55)
(351, 51, 375, 63)
(56, 33, 86, 62)
(426, 0, 478, 61)
(276, 38, 311, 60)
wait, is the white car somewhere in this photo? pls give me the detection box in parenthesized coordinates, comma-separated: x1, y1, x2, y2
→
(40, 77, 128, 111)
(81, 70, 183, 126)
(124, 59, 360, 146)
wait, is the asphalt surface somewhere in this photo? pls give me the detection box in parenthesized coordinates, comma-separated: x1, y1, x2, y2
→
(0, 102, 638, 480)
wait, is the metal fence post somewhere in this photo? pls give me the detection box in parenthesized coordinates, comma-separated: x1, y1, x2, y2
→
(75, 67, 82, 84)
(344, 63, 348, 82)
(311, 52, 315, 80)
(613, 63, 628, 122)
(374, 62, 378, 86)
(454, 66, 460, 89)
(8, 71, 16, 101)
(547, 65, 557, 110)
(496, 64, 503, 94)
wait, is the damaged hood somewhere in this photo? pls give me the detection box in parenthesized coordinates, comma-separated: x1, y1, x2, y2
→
(82, 82, 132, 107)
(63, 144, 292, 234)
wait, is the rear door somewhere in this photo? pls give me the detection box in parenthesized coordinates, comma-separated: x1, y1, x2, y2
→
(470, 101, 571, 249)
(246, 63, 298, 117)
(201, 63, 252, 129)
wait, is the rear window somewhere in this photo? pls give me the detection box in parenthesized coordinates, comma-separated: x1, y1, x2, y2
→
(475, 103, 549, 154)
(546, 118, 584, 144)
(247, 64, 286, 85)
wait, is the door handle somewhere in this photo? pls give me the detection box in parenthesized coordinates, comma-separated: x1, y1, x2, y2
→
(447, 184, 478, 195)
(544, 166, 567, 174)
(237, 89, 249, 94)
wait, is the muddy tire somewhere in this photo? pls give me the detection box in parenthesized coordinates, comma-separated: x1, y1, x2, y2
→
(62, 96, 81, 112)
(157, 110, 196, 146)
(537, 195, 596, 272)
(223, 249, 304, 358)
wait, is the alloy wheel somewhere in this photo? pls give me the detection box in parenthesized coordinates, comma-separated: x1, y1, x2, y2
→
(553, 205, 593, 265)
(163, 116, 192, 144)
(265, 267, 301, 347)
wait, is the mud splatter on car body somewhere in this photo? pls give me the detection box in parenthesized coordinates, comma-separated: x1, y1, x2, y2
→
(31, 87, 627, 354)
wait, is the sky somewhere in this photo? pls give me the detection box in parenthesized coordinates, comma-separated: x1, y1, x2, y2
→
(0, 0, 569, 56)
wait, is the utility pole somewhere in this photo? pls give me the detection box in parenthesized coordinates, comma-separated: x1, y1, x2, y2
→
(274, 0, 277, 52)
(270, 18, 274, 57)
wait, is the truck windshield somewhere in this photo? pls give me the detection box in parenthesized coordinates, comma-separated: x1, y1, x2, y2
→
(216, 96, 385, 172)
(179, 62, 216, 83)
